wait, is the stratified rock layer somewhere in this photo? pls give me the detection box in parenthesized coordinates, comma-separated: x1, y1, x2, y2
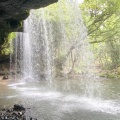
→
(0, 0, 57, 47)
(0, 0, 57, 22)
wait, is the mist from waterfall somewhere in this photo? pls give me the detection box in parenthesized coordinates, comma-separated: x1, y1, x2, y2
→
(10, 0, 102, 98)
(21, 10, 52, 81)
(17, 0, 86, 80)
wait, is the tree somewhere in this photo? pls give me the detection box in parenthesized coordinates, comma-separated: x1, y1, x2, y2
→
(80, 0, 120, 69)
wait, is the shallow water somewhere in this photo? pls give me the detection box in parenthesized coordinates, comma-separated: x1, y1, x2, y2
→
(0, 78, 120, 120)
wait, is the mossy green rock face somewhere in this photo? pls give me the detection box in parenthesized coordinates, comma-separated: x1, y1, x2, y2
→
(107, 73, 116, 79)
(0, 0, 58, 60)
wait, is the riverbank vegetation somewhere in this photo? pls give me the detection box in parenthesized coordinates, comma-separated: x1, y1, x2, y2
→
(80, 0, 120, 78)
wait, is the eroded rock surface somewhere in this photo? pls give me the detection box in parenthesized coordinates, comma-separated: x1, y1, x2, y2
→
(0, 104, 37, 120)
(0, 0, 57, 21)
(0, 0, 57, 46)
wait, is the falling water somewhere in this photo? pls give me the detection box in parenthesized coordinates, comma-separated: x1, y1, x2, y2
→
(22, 0, 87, 80)
(16, 9, 53, 81)
(9, 37, 13, 80)
(22, 20, 34, 82)
(9, 33, 20, 81)
(11, 0, 102, 98)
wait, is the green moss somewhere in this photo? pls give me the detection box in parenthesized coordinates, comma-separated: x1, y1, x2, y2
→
(99, 70, 118, 79)
(117, 75, 120, 78)
(1, 32, 16, 55)
(107, 73, 116, 79)
(99, 74, 107, 77)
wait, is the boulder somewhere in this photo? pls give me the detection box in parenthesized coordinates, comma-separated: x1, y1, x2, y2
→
(13, 104, 25, 111)
(0, 104, 36, 120)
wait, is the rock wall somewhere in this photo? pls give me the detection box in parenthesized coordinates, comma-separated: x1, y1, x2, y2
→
(0, 0, 58, 52)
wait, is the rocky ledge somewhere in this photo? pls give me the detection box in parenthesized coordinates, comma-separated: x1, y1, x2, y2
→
(0, 104, 37, 120)
(0, 0, 57, 46)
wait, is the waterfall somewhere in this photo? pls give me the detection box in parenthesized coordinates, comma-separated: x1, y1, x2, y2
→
(21, 0, 87, 80)
(11, 0, 102, 98)
(13, 0, 91, 80)
(9, 33, 22, 81)
(17, 9, 53, 81)
(22, 20, 34, 81)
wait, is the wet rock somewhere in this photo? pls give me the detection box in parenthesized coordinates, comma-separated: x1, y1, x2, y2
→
(0, 0, 58, 23)
(0, 0, 58, 59)
(2, 75, 9, 80)
(0, 104, 37, 120)
(13, 104, 25, 111)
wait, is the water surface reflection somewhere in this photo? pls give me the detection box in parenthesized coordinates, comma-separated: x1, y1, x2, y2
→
(0, 78, 120, 120)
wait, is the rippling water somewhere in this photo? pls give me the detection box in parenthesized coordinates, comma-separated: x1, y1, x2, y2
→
(0, 78, 120, 120)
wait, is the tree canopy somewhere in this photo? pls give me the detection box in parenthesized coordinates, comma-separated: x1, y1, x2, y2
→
(80, 0, 120, 69)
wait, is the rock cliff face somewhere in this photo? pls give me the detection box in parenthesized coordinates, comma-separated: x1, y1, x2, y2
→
(0, 0, 57, 48)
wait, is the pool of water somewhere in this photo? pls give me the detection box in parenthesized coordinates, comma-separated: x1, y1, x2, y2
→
(0, 77, 120, 120)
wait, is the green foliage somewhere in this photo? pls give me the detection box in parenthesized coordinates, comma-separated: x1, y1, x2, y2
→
(1, 32, 16, 55)
(31, 0, 89, 75)
(80, 0, 120, 69)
